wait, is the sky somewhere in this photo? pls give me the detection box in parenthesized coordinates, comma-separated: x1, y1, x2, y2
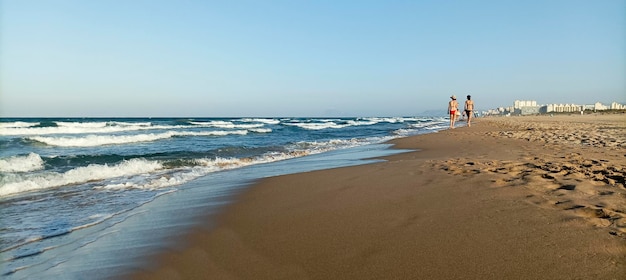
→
(1, 0, 624, 117)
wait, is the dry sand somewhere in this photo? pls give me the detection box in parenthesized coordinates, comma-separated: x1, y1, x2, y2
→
(130, 114, 626, 280)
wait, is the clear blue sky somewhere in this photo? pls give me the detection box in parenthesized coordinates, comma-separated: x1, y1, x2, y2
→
(1, 0, 624, 117)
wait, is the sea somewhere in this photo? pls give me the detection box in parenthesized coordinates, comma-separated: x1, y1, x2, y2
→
(0, 116, 449, 278)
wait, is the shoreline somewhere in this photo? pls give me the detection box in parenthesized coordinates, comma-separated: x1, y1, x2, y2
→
(129, 115, 626, 279)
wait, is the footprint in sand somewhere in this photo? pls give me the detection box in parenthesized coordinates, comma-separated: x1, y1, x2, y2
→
(435, 155, 626, 238)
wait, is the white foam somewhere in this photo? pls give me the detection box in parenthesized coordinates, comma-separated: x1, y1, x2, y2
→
(92, 152, 314, 191)
(408, 122, 430, 128)
(365, 117, 436, 123)
(56, 121, 152, 128)
(347, 120, 378, 126)
(425, 125, 446, 130)
(55, 121, 108, 128)
(0, 123, 191, 136)
(29, 134, 168, 147)
(289, 138, 372, 154)
(192, 152, 312, 171)
(190, 121, 264, 129)
(234, 123, 265, 129)
(189, 120, 232, 127)
(144, 168, 209, 189)
(0, 130, 400, 196)
(109, 121, 152, 127)
(0, 159, 163, 197)
(0, 121, 40, 128)
(28, 130, 249, 147)
(0, 153, 45, 173)
(392, 129, 414, 136)
(283, 122, 350, 130)
(283, 117, 422, 130)
(240, 118, 280, 125)
(361, 117, 402, 123)
(95, 168, 206, 191)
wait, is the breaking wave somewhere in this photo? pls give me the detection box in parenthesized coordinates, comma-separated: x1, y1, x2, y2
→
(28, 130, 250, 147)
(0, 153, 45, 173)
(0, 121, 40, 128)
(189, 121, 265, 129)
(0, 158, 163, 197)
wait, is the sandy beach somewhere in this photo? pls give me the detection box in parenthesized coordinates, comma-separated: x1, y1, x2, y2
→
(129, 114, 626, 279)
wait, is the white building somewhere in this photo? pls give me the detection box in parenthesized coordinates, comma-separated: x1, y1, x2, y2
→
(545, 103, 584, 113)
(611, 102, 626, 110)
(485, 100, 625, 116)
(514, 100, 537, 109)
(591, 102, 626, 111)
(594, 102, 608, 110)
(513, 100, 541, 115)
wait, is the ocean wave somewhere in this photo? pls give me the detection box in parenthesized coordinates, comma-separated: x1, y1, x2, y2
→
(94, 168, 208, 191)
(364, 117, 440, 123)
(110, 121, 152, 127)
(288, 138, 376, 153)
(94, 152, 311, 191)
(54, 121, 152, 128)
(424, 124, 447, 130)
(393, 121, 448, 135)
(0, 123, 193, 136)
(189, 121, 265, 129)
(409, 119, 446, 128)
(98, 149, 341, 192)
(283, 122, 350, 130)
(193, 152, 307, 168)
(249, 128, 272, 133)
(347, 120, 378, 126)
(0, 121, 40, 128)
(0, 153, 45, 173)
(1, 125, 147, 136)
(239, 118, 281, 125)
(189, 120, 229, 126)
(55, 121, 109, 128)
(0, 158, 163, 197)
(361, 117, 401, 123)
(1, 121, 257, 136)
(28, 130, 249, 147)
(283, 117, 428, 130)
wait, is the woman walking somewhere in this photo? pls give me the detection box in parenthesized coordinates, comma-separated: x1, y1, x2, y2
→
(465, 95, 474, 127)
(448, 95, 458, 129)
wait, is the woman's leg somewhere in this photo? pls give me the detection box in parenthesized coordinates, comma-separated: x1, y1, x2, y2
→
(450, 112, 456, 128)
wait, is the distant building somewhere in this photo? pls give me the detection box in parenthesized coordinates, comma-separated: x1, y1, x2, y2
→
(514, 100, 537, 109)
(611, 102, 626, 110)
(514, 100, 540, 115)
(483, 100, 624, 117)
(594, 102, 608, 110)
(583, 104, 595, 111)
(520, 106, 541, 115)
(544, 103, 583, 113)
(590, 102, 625, 111)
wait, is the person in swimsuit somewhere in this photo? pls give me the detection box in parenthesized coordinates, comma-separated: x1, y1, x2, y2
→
(448, 95, 458, 129)
(464, 95, 474, 127)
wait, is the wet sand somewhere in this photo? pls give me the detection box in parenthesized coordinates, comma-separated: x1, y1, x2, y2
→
(130, 114, 626, 279)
